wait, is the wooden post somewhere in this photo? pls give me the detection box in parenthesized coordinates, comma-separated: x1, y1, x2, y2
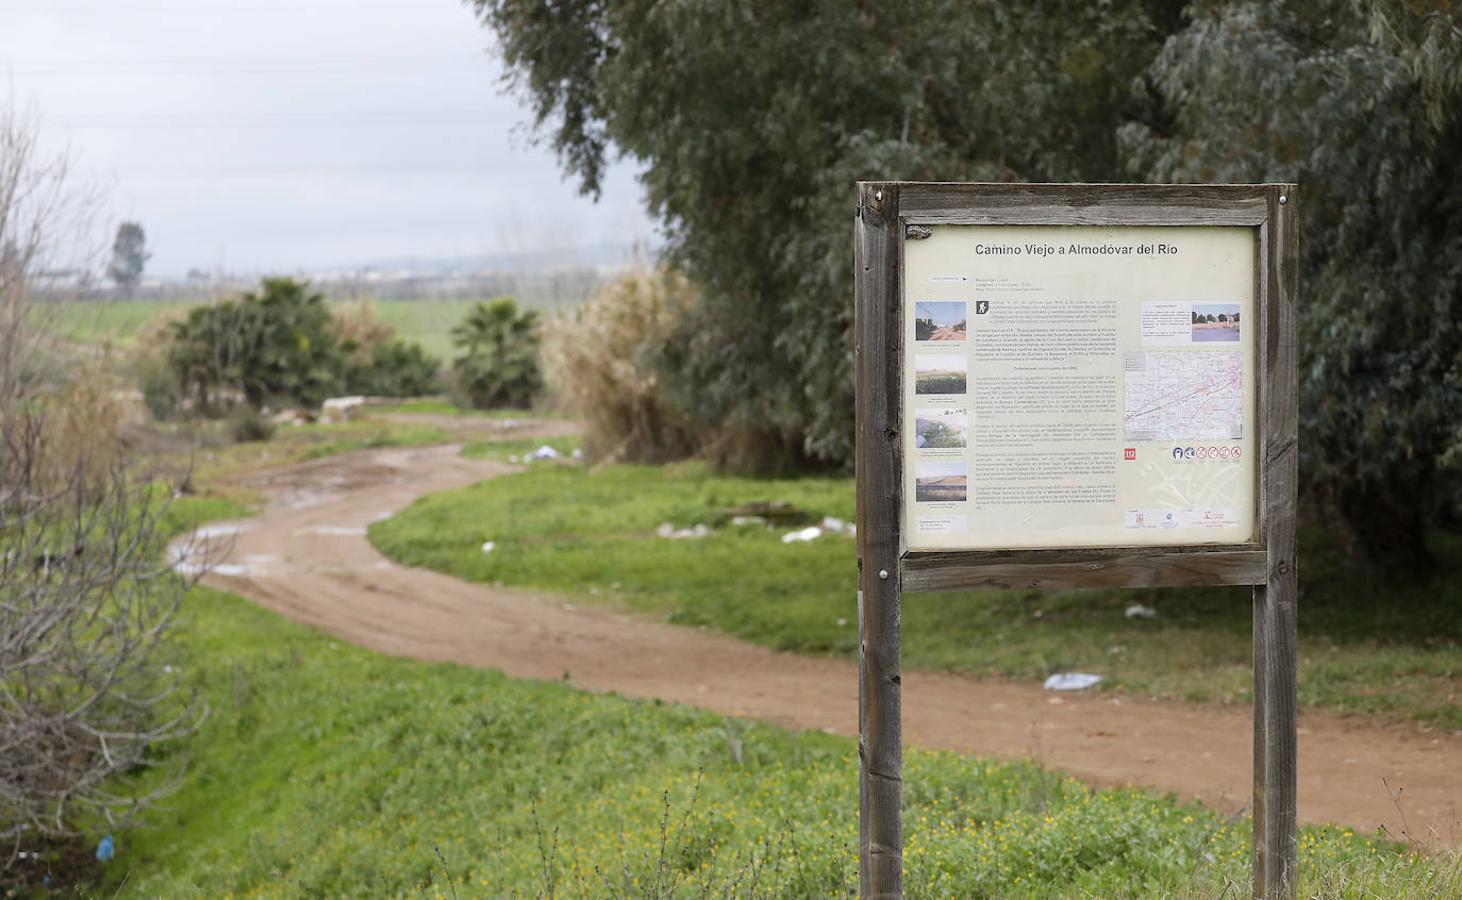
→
(850, 182, 1298, 898)
(1253, 184, 1300, 899)
(855, 182, 903, 898)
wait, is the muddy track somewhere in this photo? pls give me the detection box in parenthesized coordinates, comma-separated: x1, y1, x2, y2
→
(191, 423, 1461, 846)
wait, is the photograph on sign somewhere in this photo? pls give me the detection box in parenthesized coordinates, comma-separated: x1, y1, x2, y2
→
(902, 225, 1257, 551)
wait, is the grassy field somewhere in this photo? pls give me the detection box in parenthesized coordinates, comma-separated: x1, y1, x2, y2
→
(41, 296, 571, 359)
(371, 450, 1462, 729)
(1, 436, 1445, 894)
(97, 579, 1454, 896)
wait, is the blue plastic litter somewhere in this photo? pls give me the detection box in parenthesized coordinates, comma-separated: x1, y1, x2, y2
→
(95, 834, 115, 861)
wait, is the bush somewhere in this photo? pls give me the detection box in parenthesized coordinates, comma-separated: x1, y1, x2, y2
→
(450, 298, 542, 409)
(1, 409, 196, 862)
(168, 278, 343, 412)
(542, 267, 700, 463)
(228, 406, 276, 443)
(345, 339, 440, 398)
(330, 299, 440, 397)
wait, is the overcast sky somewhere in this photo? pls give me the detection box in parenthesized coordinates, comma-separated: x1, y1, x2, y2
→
(0, 0, 654, 277)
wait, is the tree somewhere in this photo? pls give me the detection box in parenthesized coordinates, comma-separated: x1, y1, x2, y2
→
(168, 278, 343, 411)
(451, 298, 542, 408)
(482, 0, 1462, 567)
(107, 221, 149, 295)
(477, 0, 1185, 467)
(1122, 0, 1462, 566)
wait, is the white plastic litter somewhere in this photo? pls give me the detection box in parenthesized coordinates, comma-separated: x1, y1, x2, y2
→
(781, 526, 824, 544)
(572, 448, 584, 460)
(1043, 672, 1104, 691)
(481, 541, 496, 553)
(529, 444, 559, 460)
(656, 522, 711, 540)
(730, 515, 767, 526)
(1124, 603, 1158, 619)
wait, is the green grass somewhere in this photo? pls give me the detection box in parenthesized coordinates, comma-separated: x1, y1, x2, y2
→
(105, 584, 1456, 896)
(44, 297, 572, 359)
(370, 459, 1462, 729)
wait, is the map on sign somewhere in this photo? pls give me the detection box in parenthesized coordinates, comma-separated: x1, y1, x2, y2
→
(1123, 350, 1243, 441)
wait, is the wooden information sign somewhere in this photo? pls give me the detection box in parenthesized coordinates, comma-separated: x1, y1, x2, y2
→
(854, 183, 1299, 899)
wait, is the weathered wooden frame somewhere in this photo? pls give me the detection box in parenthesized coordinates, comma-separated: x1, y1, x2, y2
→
(854, 183, 1299, 899)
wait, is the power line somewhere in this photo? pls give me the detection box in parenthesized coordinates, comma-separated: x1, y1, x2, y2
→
(1, 56, 496, 76)
(47, 109, 513, 130)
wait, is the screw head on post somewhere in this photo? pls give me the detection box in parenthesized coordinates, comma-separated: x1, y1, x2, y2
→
(878, 569, 889, 580)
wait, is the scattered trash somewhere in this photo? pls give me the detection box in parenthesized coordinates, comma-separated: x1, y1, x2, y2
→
(95, 834, 114, 862)
(1124, 603, 1158, 619)
(1043, 672, 1104, 691)
(656, 522, 711, 540)
(481, 541, 496, 553)
(730, 515, 767, 526)
(529, 444, 559, 460)
(780, 517, 857, 543)
(836, 617, 849, 627)
(571, 448, 584, 460)
(781, 526, 823, 544)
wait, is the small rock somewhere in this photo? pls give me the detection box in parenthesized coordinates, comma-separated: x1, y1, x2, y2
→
(481, 541, 496, 553)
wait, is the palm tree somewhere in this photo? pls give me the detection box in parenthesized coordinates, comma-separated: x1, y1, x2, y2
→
(450, 298, 542, 408)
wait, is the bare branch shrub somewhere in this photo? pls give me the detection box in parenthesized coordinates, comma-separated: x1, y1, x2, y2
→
(1, 105, 199, 870)
(0, 107, 103, 411)
(540, 266, 701, 464)
(1, 415, 202, 862)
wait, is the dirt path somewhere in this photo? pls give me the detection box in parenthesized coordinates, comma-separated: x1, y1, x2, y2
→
(191, 435, 1461, 847)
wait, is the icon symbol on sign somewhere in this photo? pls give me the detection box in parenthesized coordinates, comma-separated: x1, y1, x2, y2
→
(1124, 448, 1136, 461)
(975, 301, 990, 315)
(1196, 447, 1208, 460)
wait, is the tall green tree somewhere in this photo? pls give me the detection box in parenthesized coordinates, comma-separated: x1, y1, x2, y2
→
(480, 0, 1462, 566)
(107, 221, 150, 295)
(477, 0, 1183, 465)
(1122, 0, 1462, 566)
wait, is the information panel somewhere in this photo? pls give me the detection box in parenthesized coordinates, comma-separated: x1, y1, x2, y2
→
(902, 225, 1257, 550)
